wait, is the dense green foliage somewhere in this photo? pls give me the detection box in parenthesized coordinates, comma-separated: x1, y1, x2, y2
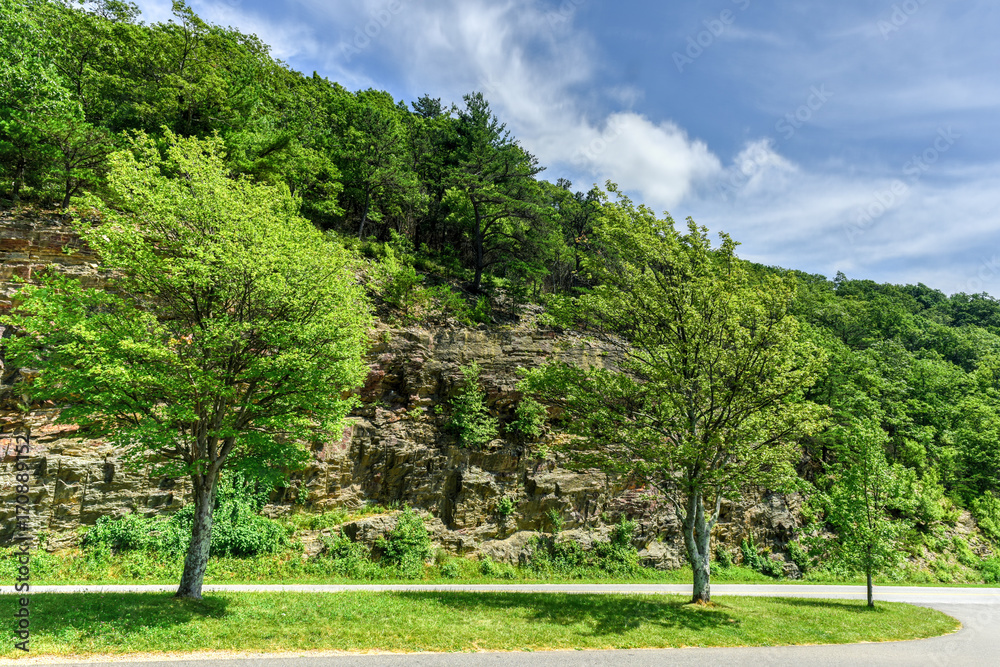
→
(82, 474, 288, 558)
(0, 0, 575, 302)
(374, 506, 432, 579)
(4, 130, 371, 597)
(521, 200, 826, 601)
(3, 0, 1000, 584)
(787, 272, 1000, 570)
(447, 362, 499, 448)
(510, 395, 548, 440)
(6, 131, 371, 479)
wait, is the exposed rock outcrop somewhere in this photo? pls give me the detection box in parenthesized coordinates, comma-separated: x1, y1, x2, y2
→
(0, 211, 807, 568)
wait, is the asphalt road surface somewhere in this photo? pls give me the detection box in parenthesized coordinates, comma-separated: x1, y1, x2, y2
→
(3, 584, 998, 667)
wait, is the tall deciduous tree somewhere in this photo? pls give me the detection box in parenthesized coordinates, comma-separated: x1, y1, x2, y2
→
(820, 418, 913, 607)
(4, 132, 371, 599)
(522, 190, 825, 603)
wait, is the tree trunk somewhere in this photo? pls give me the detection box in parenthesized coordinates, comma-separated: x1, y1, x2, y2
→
(691, 548, 711, 603)
(61, 178, 76, 209)
(357, 196, 372, 240)
(175, 474, 218, 599)
(867, 568, 874, 608)
(11, 161, 25, 205)
(472, 200, 484, 293)
(473, 261, 484, 294)
(682, 491, 713, 603)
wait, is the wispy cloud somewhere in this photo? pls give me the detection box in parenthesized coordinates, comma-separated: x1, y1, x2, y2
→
(127, 0, 1000, 294)
(339, 0, 725, 209)
(689, 148, 1000, 291)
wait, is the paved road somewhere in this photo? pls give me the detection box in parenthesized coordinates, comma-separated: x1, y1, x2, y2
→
(3, 584, 998, 666)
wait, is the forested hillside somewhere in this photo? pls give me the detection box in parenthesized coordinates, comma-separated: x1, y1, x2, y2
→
(3, 0, 1000, 583)
(790, 273, 1000, 542)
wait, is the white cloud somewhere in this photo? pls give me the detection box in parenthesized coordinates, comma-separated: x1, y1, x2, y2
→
(319, 0, 724, 210)
(126, 0, 1000, 296)
(131, 0, 322, 63)
(558, 113, 721, 210)
(687, 151, 1000, 294)
(129, 0, 174, 25)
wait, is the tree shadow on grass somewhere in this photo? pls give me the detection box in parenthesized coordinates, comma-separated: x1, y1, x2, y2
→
(769, 597, 890, 614)
(31, 593, 230, 639)
(394, 592, 734, 637)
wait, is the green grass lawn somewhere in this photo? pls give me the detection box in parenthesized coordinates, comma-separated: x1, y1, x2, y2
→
(1, 592, 960, 658)
(17, 556, 999, 588)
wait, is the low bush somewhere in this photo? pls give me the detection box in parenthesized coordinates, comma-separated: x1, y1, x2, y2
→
(82, 473, 288, 559)
(527, 519, 640, 578)
(980, 556, 1000, 583)
(425, 284, 473, 323)
(760, 556, 785, 578)
(972, 494, 1000, 544)
(83, 512, 165, 554)
(592, 518, 639, 576)
(545, 508, 564, 535)
(739, 536, 783, 578)
(447, 362, 498, 449)
(526, 536, 588, 576)
(320, 532, 381, 579)
(713, 545, 734, 569)
(929, 557, 959, 583)
(479, 555, 516, 579)
(283, 510, 350, 532)
(496, 496, 516, 517)
(205, 503, 288, 559)
(740, 536, 764, 571)
(375, 506, 431, 579)
(510, 396, 547, 440)
(952, 536, 979, 568)
(787, 539, 812, 573)
(373, 243, 427, 323)
(470, 295, 492, 324)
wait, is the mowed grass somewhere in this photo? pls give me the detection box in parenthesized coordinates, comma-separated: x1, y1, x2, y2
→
(2, 592, 959, 657)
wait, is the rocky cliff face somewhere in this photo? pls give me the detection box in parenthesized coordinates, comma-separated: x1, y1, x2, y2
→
(0, 212, 805, 572)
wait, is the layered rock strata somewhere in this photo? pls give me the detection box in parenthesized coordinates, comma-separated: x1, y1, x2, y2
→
(0, 212, 804, 572)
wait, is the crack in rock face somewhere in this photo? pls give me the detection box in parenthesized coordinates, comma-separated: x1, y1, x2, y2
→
(0, 212, 810, 569)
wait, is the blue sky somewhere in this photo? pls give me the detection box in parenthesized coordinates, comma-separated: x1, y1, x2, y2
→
(133, 0, 1000, 295)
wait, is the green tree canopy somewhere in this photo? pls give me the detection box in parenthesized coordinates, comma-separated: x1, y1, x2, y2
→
(523, 191, 826, 602)
(818, 418, 913, 607)
(4, 131, 372, 598)
(446, 92, 543, 293)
